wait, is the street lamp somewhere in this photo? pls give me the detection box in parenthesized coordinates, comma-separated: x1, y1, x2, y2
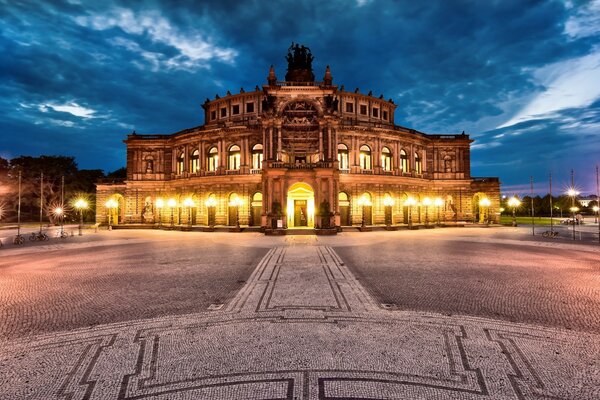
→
(74, 199, 88, 236)
(155, 198, 164, 228)
(434, 197, 444, 225)
(404, 196, 417, 229)
(422, 197, 432, 227)
(53, 207, 65, 237)
(507, 196, 521, 227)
(479, 197, 491, 225)
(229, 196, 243, 229)
(183, 197, 195, 226)
(383, 195, 394, 227)
(567, 188, 579, 240)
(167, 198, 177, 228)
(357, 194, 372, 228)
(593, 205, 599, 223)
(205, 197, 217, 228)
(105, 198, 118, 230)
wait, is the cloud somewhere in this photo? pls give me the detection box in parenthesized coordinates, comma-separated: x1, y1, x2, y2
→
(497, 49, 600, 128)
(45, 102, 96, 118)
(564, 0, 600, 39)
(74, 7, 237, 70)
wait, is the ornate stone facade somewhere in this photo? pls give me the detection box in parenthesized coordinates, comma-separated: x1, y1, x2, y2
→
(96, 45, 500, 231)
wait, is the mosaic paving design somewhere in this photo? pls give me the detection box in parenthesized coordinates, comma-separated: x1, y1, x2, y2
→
(0, 245, 598, 399)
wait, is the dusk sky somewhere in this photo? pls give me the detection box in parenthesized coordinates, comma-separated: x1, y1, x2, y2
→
(1, 0, 599, 194)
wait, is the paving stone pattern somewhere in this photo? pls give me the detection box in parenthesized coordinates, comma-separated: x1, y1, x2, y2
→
(0, 238, 598, 399)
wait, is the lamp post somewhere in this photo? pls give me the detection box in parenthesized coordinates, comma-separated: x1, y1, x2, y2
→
(434, 197, 443, 226)
(229, 196, 243, 229)
(205, 197, 217, 228)
(54, 207, 64, 237)
(383, 195, 394, 227)
(155, 198, 164, 228)
(507, 196, 521, 227)
(479, 198, 491, 225)
(105, 198, 118, 230)
(593, 205, 599, 224)
(357, 194, 372, 229)
(167, 198, 177, 228)
(567, 188, 579, 240)
(404, 196, 416, 229)
(74, 199, 88, 236)
(422, 197, 432, 227)
(183, 197, 195, 226)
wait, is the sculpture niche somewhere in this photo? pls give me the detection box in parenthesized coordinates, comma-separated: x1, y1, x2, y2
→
(285, 42, 315, 82)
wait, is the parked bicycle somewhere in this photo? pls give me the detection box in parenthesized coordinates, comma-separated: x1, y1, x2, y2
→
(55, 229, 69, 238)
(29, 231, 49, 241)
(542, 230, 559, 238)
(13, 234, 25, 245)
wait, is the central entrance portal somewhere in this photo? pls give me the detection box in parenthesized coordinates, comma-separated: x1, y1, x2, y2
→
(287, 182, 315, 228)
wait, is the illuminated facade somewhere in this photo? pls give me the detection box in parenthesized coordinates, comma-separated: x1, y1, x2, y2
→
(96, 45, 500, 232)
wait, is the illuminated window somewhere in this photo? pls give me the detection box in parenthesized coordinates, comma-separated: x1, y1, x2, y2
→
(337, 143, 349, 170)
(252, 144, 263, 169)
(400, 149, 408, 172)
(381, 146, 392, 171)
(359, 145, 371, 170)
(190, 149, 199, 173)
(415, 152, 422, 174)
(207, 146, 218, 171)
(176, 151, 184, 174)
(228, 145, 241, 170)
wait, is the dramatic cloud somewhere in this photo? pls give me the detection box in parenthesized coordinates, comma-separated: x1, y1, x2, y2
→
(0, 0, 598, 191)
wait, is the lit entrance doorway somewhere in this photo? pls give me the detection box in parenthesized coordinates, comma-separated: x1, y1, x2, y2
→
(251, 192, 262, 226)
(286, 182, 315, 228)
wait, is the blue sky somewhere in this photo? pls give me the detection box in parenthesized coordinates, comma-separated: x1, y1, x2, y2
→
(1, 0, 599, 194)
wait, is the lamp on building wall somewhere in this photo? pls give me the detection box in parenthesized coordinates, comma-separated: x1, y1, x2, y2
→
(74, 199, 88, 236)
(404, 196, 417, 229)
(383, 195, 394, 227)
(507, 196, 521, 227)
(479, 197, 491, 225)
(229, 196, 244, 229)
(434, 197, 444, 225)
(357, 194, 372, 228)
(155, 198, 164, 228)
(205, 197, 217, 228)
(167, 198, 177, 227)
(422, 197, 432, 227)
(105, 198, 118, 231)
(183, 197, 195, 226)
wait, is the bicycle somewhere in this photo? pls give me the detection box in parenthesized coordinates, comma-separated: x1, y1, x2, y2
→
(29, 231, 49, 241)
(55, 229, 68, 239)
(13, 234, 25, 245)
(542, 230, 559, 238)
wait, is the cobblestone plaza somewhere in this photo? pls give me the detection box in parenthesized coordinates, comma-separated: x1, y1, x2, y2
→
(0, 228, 598, 399)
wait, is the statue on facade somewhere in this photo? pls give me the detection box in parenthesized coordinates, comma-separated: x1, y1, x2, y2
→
(285, 42, 315, 82)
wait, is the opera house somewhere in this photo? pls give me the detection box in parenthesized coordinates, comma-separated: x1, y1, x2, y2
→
(96, 44, 500, 233)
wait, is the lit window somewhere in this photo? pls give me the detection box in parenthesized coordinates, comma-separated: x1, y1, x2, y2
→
(190, 149, 199, 173)
(207, 146, 218, 171)
(381, 147, 392, 171)
(415, 152, 422, 174)
(228, 145, 241, 170)
(252, 144, 263, 169)
(176, 152, 184, 174)
(400, 149, 408, 172)
(337, 143, 349, 170)
(359, 145, 371, 169)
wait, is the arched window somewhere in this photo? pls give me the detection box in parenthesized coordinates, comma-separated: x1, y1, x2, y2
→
(359, 145, 371, 170)
(415, 152, 422, 174)
(189, 149, 199, 173)
(176, 151, 184, 174)
(400, 149, 408, 172)
(338, 191, 349, 206)
(337, 143, 349, 170)
(207, 146, 218, 172)
(381, 146, 392, 171)
(252, 144, 263, 169)
(228, 145, 241, 170)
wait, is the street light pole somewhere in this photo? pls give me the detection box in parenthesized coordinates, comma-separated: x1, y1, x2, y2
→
(74, 199, 87, 236)
(434, 197, 443, 226)
(167, 198, 176, 228)
(508, 196, 520, 227)
(156, 199, 164, 228)
(404, 197, 416, 229)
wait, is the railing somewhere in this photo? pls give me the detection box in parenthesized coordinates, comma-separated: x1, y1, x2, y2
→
(268, 161, 334, 170)
(250, 169, 262, 174)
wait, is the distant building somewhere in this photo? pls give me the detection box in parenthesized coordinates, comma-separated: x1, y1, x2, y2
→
(579, 195, 598, 208)
(96, 45, 500, 232)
